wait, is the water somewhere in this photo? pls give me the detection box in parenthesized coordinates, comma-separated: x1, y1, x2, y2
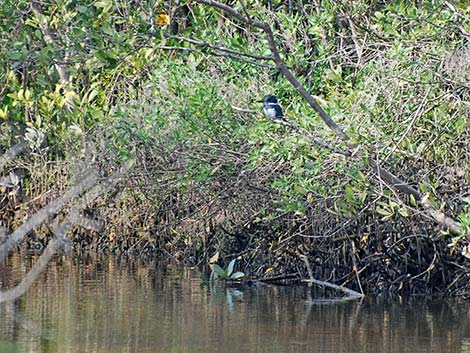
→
(0, 253, 469, 353)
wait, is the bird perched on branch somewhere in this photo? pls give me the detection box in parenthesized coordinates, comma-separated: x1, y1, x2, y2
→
(263, 95, 285, 121)
(262, 94, 300, 132)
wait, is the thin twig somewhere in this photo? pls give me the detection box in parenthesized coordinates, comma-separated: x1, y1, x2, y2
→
(166, 34, 273, 61)
(230, 104, 260, 114)
(350, 241, 364, 296)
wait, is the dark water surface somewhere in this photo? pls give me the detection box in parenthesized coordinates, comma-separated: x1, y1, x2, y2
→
(0, 253, 469, 353)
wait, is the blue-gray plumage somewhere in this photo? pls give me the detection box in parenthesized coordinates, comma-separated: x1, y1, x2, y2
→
(263, 95, 284, 120)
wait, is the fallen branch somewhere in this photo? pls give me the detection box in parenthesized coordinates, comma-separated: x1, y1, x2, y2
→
(300, 254, 364, 298)
(0, 172, 98, 264)
(0, 238, 64, 302)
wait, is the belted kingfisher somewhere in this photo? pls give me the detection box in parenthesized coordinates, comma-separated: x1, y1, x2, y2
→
(263, 95, 284, 121)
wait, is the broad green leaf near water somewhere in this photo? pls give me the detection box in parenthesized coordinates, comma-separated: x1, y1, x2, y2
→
(211, 264, 226, 278)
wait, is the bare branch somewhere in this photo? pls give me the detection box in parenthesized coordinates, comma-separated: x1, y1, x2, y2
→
(0, 172, 98, 263)
(370, 160, 463, 235)
(276, 119, 352, 156)
(0, 238, 62, 302)
(196, 0, 350, 141)
(230, 104, 260, 115)
(166, 34, 273, 61)
(300, 254, 364, 298)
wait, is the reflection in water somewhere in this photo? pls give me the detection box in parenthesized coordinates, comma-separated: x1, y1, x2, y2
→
(0, 252, 469, 353)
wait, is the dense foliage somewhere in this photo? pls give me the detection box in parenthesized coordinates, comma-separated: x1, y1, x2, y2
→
(1, 0, 469, 295)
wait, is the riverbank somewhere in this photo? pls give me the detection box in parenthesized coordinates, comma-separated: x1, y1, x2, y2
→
(1, 0, 469, 298)
(1, 138, 469, 298)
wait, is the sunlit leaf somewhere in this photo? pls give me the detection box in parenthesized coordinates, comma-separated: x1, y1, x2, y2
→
(398, 207, 409, 217)
(410, 194, 417, 207)
(226, 258, 236, 277)
(0, 106, 8, 120)
(376, 207, 392, 216)
(230, 272, 245, 280)
(156, 13, 170, 26)
(209, 251, 219, 264)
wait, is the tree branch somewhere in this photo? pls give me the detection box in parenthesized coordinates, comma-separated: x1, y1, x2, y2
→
(196, 0, 465, 236)
(0, 172, 98, 264)
(300, 254, 364, 298)
(0, 238, 63, 302)
(166, 34, 273, 61)
(196, 0, 350, 142)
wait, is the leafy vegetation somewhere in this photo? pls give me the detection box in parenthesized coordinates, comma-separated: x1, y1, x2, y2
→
(210, 259, 245, 282)
(1, 0, 469, 296)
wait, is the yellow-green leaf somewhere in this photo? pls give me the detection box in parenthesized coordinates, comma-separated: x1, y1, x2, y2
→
(376, 207, 392, 216)
(398, 207, 409, 217)
(0, 106, 8, 120)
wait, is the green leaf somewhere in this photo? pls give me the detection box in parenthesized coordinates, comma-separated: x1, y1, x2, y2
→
(410, 194, 417, 207)
(94, 0, 110, 8)
(345, 185, 355, 203)
(326, 71, 341, 82)
(211, 264, 226, 278)
(376, 207, 392, 216)
(398, 207, 409, 217)
(374, 11, 385, 19)
(88, 89, 99, 103)
(7, 50, 22, 61)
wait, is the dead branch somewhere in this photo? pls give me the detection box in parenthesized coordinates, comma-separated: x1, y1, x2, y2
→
(0, 172, 98, 263)
(300, 254, 364, 298)
(0, 238, 63, 302)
